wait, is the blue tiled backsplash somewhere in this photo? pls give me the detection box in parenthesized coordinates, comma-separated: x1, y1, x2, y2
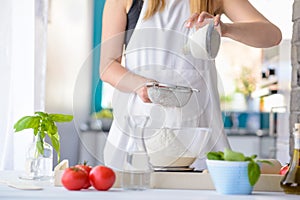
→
(222, 111, 272, 131)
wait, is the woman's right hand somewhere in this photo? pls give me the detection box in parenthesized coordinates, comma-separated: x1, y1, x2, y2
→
(136, 85, 152, 103)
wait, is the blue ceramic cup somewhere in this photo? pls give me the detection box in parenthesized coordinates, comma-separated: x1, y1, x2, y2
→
(206, 160, 253, 195)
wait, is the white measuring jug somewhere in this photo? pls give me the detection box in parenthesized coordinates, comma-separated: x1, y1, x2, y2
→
(183, 18, 221, 60)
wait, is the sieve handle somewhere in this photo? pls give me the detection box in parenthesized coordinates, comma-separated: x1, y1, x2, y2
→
(191, 88, 200, 92)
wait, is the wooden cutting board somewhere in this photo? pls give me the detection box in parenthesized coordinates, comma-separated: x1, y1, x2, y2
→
(112, 171, 284, 192)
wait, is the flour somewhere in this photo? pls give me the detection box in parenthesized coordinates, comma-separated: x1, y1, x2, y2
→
(144, 128, 195, 167)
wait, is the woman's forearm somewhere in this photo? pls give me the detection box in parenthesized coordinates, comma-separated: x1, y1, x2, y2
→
(100, 60, 149, 93)
(220, 0, 282, 48)
(222, 21, 282, 48)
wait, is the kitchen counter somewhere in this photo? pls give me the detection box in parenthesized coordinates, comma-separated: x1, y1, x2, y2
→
(0, 171, 299, 200)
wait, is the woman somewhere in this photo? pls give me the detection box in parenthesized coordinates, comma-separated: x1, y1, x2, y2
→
(100, 0, 282, 170)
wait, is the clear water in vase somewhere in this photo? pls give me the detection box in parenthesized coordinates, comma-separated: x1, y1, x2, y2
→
(22, 141, 53, 181)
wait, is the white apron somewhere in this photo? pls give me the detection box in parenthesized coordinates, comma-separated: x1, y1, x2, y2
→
(103, 0, 230, 171)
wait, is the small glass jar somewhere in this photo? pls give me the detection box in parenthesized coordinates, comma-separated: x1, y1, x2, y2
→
(21, 136, 53, 181)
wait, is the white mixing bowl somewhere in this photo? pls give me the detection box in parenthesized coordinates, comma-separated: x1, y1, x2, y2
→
(143, 127, 210, 168)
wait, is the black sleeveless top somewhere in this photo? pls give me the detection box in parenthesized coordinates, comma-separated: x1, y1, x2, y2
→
(125, 0, 143, 47)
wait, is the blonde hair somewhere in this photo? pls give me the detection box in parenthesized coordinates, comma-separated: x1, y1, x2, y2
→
(144, 0, 220, 19)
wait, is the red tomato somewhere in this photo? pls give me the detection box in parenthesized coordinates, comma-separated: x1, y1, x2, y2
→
(89, 165, 116, 191)
(280, 164, 289, 175)
(75, 162, 93, 189)
(61, 167, 89, 190)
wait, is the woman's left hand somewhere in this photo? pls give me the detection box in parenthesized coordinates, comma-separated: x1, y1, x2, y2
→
(185, 12, 224, 34)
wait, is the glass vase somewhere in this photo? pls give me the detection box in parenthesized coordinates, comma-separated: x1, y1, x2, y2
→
(21, 137, 53, 181)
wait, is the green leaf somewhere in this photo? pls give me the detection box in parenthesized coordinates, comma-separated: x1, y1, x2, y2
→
(36, 133, 44, 156)
(224, 148, 245, 161)
(42, 120, 50, 132)
(49, 122, 58, 135)
(244, 157, 252, 162)
(49, 133, 60, 162)
(40, 130, 46, 139)
(33, 128, 39, 136)
(248, 161, 261, 186)
(35, 111, 48, 118)
(43, 119, 58, 135)
(14, 116, 41, 132)
(49, 114, 73, 122)
(207, 151, 224, 160)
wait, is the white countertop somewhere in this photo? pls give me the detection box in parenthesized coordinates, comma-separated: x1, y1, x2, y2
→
(0, 171, 299, 200)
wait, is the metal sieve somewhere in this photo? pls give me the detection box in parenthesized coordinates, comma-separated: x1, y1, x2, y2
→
(146, 82, 200, 107)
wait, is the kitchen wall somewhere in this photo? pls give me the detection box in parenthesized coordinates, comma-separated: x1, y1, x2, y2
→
(46, 0, 93, 165)
(275, 40, 292, 164)
(290, 0, 300, 153)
